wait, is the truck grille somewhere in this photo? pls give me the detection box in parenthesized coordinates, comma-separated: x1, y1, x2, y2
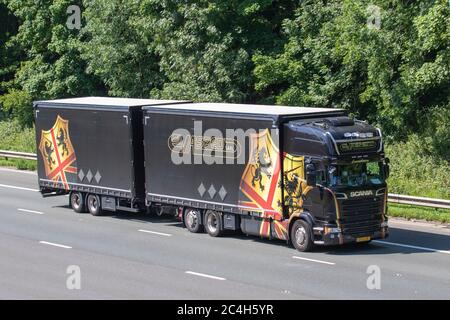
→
(339, 197, 384, 237)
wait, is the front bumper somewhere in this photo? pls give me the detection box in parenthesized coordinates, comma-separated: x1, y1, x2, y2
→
(314, 225, 389, 246)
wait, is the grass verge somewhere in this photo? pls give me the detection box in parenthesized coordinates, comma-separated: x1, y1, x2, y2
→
(0, 119, 36, 170)
(388, 203, 450, 224)
(0, 158, 36, 170)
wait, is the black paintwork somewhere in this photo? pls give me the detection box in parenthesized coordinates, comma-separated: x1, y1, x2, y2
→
(284, 115, 386, 216)
(284, 117, 381, 158)
(34, 103, 145, 200)
(143, 110, 277, 212)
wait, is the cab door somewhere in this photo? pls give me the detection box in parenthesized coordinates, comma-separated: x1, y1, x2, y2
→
(301, 167, 326, 218)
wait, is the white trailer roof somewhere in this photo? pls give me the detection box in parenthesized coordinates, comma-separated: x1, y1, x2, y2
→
(145, 102, 343, 116)
(35, 97, 343, 116)
(35, 96, 190, 107)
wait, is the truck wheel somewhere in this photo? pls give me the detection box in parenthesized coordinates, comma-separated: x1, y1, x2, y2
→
(291, 219, 313, 252)
(87, 194, 103, 216)
(204, 210, 223, 237)
(184, 208, 203, 233)
(155, 206, 164, 217)
(70, 191, 86, 213)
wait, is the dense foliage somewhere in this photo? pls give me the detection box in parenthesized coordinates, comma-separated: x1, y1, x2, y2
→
(0, 0, 448, 196)
(254, 0, 450, 159)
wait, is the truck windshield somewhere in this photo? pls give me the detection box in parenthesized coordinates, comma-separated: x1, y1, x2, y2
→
(328, 162, 385, 187)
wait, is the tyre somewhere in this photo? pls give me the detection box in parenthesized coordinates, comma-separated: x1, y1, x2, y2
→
(204, 210, 223, 237)
(290, 219, 313, 252)
(87, 194, 103, 216)
(184, 208, 203, 233)
(70, 191, 86, 213)
(155, 206, 164, 217)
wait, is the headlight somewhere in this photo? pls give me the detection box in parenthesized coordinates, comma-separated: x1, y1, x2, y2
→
(325, 226, 341, 234)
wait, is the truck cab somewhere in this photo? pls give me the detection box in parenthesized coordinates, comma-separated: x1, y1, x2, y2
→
(284, 116, 390, 250)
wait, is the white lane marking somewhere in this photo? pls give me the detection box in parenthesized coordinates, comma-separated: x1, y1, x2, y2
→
(185, 271, 226, 281)
(0, 183, 39, 192)
(373, 240, 450, 255)
(18, 208, 44, 215)
(0, 167, 37, 175)
(39, 241, 72, 249)
(138, 229, 172, 237)
(292, 255, 336, 265)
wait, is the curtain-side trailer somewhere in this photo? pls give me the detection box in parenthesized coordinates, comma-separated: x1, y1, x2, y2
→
(34, 97, 189, 214)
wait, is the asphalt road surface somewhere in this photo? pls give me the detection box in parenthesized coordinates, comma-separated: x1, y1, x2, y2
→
(0, 167, 449, 299)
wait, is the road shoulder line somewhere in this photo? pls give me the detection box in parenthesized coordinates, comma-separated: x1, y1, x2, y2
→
(373, 240, 450, 255)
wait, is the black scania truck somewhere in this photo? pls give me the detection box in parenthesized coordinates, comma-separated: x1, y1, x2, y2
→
(34, 97, 389, 251)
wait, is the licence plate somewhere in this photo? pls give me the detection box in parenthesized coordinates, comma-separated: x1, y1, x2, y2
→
(357, 236, 371, 242)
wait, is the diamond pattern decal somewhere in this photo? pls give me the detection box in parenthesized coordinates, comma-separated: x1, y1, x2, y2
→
(218, 186, 227, 201)
(86, 170, 93, 183)
(198, 183, 206, 197)
(78, 169, 85, 181)
(208, 184, 216, 199)
(94, 170, 102, 184)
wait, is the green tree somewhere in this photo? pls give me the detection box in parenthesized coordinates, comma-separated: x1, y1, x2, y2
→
(81, 0, 163, 98)
(254, 0, 450, 142)
(0, 89, 33, 127)
(3, 0, 101, 100)
(144, 0, 295, 102)
(0, 2, 20, 98)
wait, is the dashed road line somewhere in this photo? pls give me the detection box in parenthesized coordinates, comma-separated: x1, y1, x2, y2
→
(185, 271, 226, 281)
(18, 208, 44, 215)
(39, 241, 72, 249)
(138, 229, 172, 237)
(292, 255, 336, 265)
